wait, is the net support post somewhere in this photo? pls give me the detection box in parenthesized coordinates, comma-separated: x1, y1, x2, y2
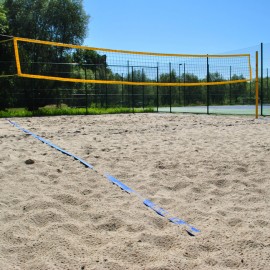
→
(13, 38, 22, 75)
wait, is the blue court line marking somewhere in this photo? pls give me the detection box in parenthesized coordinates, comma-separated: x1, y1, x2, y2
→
(7, 119, 200, 236)
(105, 174, 134, 194)
(143, 199, 169, 217)
(7, 119, 94, 169)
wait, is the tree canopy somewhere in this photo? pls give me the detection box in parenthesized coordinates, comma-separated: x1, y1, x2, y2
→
(0, 1, 8, 34)
(3, 0, 89, 44)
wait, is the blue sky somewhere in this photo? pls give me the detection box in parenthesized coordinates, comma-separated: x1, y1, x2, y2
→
(83, 0, 270, 55)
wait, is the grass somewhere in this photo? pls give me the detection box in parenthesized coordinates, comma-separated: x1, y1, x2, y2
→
(0, 108, 33, 117)
(0, 106, 154, 118)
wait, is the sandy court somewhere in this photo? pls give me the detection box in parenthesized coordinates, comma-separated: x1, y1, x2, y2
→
(0, 113, 270, 269)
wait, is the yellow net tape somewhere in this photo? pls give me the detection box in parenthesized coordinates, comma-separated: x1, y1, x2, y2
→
(13, 37, 252, 87)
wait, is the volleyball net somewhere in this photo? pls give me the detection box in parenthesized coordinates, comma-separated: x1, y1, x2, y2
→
(12, 37, 252, 87)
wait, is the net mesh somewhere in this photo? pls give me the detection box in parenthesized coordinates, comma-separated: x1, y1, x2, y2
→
(0, 38, 16, 77)
(13, 37, 251, 86)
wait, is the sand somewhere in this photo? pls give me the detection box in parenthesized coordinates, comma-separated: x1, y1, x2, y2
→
(0, 113, 270, 270)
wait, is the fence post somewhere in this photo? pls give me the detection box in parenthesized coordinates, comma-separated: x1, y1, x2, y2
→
(84, 65, 88, 114)
(261, 43, 263, 115)
(121, 73, 124, 107)
(156, 63, 159, 112)
(229, 66, 232, 105)
(169, 62, 172, 113)
(183, 63, 186, 106)
(132, 66, 134, 113)
(142, 68, 145, 110)
(94, 65, 97, 107)
(127, 61, 130, 108)
(30, 61, 35, 112)
(256, 51, 259, 119)
(207, 55, 210, 114)
(178, 64, 182, 106)
(267, 68, 269, 102)
(105, 67, 108, 109)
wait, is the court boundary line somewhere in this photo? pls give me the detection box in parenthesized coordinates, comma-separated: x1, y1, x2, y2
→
(6, 119, 200, 236)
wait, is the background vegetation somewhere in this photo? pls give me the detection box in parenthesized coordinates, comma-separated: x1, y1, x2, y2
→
(0, 0, 262, 116)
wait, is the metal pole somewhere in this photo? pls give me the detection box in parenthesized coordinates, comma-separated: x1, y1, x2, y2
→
(121, 73, 124, 107)
(31, 61, 34, 111)
(169, 62, 172, 113)
(127, 61, 130, 108)
(255, 51, 259, 119)
(249, 79, 252, 104)
(229, 66, 232, 105)
(85, 65, 88, 114)
(207, 56, 210, 114)
(156, 63, 159, 112)
(178, 64, 181, 105)
(105, 67, 108, 109)
(261, 42, 263, 115)
(94, 65, 97, 107)
(183, 63, 186, 106)
(142, 68, 145, 110)
(132, 66, 134, 113)
(267, 68, 269, 103)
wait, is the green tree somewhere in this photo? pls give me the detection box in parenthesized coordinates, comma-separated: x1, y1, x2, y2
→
(208, 72, 226, 105)
(159, 69, 177, 106)
(181, 73, 203, 106)
(4, 0, 89, 44)
(2, 0, 90, 110)
(46, 0, 88, 44)
(230, 74, 247, 104)
(0, 2, 12, 110)
(0, 1, 8, 34)
(73, 49, 107, 71)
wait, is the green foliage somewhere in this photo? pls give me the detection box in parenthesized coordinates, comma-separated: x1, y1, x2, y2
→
(0, 2, 8, 34)
(45, 0, 89, 44)
(0, 106, 154, 117)
(73, 49, 106, 67)
(230, 74, 247, 103)
(1, 0, 90, 110)
(0, 108, 32, 117)
(4, 0, 89, 44)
